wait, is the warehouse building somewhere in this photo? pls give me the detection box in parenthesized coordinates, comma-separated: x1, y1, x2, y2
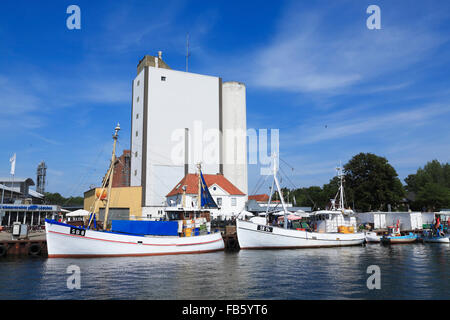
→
(83, 186, 142, 222)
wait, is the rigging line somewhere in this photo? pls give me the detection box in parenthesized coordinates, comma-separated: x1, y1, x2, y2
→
(61, 142, 109, 206)
(279, 166, 298, 190)
(257, 174, 270, 195)
(249, 175, 263, 196)
(253, 174, 270, 197)
(279, 166, 317, 210)
(279, 157, 295, 171)
(149, 168, 176, 195)
(250, 174, 268, 196)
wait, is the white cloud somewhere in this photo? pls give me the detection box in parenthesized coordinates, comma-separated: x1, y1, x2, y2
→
(291, 103, 450, 145)
(242, 5, 447, 94)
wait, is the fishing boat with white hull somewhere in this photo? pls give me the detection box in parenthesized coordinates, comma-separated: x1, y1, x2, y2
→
(45, 124, 224, 258)
(237, 155, 365, 249)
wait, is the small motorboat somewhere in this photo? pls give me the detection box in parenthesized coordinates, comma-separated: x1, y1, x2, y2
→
(423, 235, 449, 243)
(381, 226, 417, 244)
(365, 231, 381, 243)
(421, 219, 449, 243)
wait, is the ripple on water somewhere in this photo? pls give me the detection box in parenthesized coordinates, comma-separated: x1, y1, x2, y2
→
(0, 245, 448, 299)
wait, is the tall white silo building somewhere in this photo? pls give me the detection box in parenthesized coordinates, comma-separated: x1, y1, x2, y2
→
(222, 81, 248, 196)
(130, 53, 248, 217)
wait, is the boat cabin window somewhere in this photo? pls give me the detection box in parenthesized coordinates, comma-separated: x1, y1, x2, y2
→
(166, 212, 180, 221)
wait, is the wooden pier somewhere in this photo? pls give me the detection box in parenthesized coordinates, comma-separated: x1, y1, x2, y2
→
(0, 239, 47, 257)
(222, 225, 240, 251)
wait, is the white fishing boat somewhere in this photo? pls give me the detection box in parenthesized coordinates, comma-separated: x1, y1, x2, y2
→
(236, 155, 365, 249)
(45, 124, 224, 258)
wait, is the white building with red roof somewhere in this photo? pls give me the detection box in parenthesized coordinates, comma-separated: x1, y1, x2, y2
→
(166, 173, 246, 219)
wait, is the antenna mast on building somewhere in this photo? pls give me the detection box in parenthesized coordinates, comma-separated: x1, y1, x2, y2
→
(36, 161, 47, 194)
(186, 33, 190, 72)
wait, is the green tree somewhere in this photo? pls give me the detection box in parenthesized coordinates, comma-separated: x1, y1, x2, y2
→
(344, 153, 405, 212)
(415, 183, 450, 211)
(295, 186, 327, 210)
(44, 192, 84, 206)
(405, 160, 450, 211)
(322, 176, 340, 207)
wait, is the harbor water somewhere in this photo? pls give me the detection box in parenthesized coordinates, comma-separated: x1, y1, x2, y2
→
(0, 244, 448, 300)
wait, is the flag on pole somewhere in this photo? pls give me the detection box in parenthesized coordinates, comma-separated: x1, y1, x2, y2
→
(9, 153, 16, 175)
(200, 171, 218, 209)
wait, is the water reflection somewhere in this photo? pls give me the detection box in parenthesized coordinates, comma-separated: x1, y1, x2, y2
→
(0, 244, 448, 300)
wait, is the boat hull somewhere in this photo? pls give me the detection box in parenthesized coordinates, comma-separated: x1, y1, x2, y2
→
(381, 235, 417, 244)
(423, 236, 449, 243)
(236, 219, 365, 249)
(45, 220, 224, 258)
(365, 232, 381, 243)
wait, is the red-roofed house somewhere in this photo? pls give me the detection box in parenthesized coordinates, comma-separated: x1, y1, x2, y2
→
(166, 173, 246, 218)
(248, 194, 270, 202)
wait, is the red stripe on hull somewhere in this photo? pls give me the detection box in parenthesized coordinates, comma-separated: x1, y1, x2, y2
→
(240, 243, 364, 250)
(47, 248, 224, 258)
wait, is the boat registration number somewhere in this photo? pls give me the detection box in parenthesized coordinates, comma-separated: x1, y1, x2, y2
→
(70, 228, 86, 236)
(257, 225, 273, 233)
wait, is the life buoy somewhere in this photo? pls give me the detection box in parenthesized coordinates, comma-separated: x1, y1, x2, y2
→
(28, 243, 41, 256)
(0, 244, 7, 257)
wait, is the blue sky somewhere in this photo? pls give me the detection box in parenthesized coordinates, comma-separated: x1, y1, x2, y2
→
(0, 0, 449, 197)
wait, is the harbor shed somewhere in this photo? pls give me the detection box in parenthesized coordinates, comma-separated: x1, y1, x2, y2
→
(355, 212, 386, 229)
(421, 212, 436, 226)
(385, 212, 423, 231)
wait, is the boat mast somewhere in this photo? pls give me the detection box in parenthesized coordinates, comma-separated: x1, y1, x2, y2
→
(197, 163, 201, 211)
(271, 154, 289, 229)
(103, 123, 120, 230)
(337, 164, 345, 210)
(86, 165, 111, 228)
(265, 179, 275, 225)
